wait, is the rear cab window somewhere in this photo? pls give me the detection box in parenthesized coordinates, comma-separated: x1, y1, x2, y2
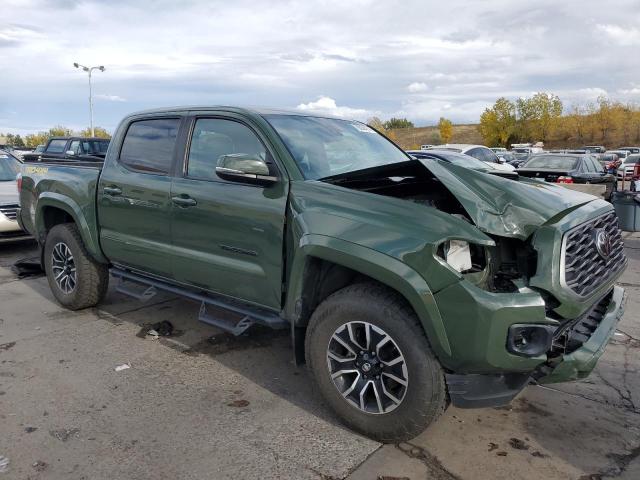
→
(119, 118, 180, 174)
(45, 139, 68, 153)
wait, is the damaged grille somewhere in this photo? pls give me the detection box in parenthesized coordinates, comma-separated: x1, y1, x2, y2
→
(562, 212, 625, 297)
(550, 290, 613, 356)
(0, 204, 18, 221)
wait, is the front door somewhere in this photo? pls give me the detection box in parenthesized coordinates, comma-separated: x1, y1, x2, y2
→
(170, 116, 288, 309)
(97, 117, 181, 278)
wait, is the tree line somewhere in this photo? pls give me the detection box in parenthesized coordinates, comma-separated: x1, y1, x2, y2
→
(478, 93, 640, 148)
(1, 126, 111, 148)
(368, 116, 455, 144)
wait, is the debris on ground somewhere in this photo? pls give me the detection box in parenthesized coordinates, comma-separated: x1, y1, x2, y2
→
(227, 399, 250, 408)
(49, 428, 80, 442)
(114, 364, 130, 372)
(509, 438, 530, 450)
(488, 442, 498, 452)
(378, 476, 410, 480)
(24, 426, 37, 433)
(531, 451, 550, 458)
(11, 257, 45, 278)
(32, 461, 47, 472)
(145, 321, 174, 338)
(496, 451, 508, 456)
(0, 342, 16, 352)
(0, 455, 8, 473)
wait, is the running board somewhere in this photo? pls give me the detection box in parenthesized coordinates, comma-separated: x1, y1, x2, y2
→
(111, 268, 288, 336)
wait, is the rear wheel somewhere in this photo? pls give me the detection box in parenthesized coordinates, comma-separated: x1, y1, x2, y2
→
(305, 283, 446, 442)
(44, 223, 109, 310)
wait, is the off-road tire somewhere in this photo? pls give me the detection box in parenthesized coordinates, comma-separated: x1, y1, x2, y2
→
(305, 282, 447, 443)
(44, 223, 109, 310)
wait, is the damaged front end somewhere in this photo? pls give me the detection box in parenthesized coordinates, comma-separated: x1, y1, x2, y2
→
(320, 158, 627, 407)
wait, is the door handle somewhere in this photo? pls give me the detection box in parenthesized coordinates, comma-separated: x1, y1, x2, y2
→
(172, 195, 197, 207)
(103, 186, 122, 196)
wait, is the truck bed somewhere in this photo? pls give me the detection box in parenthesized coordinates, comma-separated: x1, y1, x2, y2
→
(19, 161, 104, 260)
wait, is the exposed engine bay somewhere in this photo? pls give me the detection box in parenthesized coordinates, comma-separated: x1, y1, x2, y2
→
(321, 159, 538, 293)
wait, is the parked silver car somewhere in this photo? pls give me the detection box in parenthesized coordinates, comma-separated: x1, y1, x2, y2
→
(0, 152, 31, 242)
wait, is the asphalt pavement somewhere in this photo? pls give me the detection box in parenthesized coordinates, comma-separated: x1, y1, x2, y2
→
(0, 235, 639, 479)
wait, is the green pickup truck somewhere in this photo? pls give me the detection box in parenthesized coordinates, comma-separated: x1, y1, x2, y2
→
(18, 107, 627, 442)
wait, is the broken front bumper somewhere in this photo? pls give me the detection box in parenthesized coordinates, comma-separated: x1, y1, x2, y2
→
(444, 285, 625, 408)
(537, 285, 626, 384)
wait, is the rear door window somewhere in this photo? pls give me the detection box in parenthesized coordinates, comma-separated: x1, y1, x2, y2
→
(119, 118, 180, 174)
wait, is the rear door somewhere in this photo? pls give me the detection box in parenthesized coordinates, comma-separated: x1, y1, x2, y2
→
(170, 114, 288, 309)
(97, 116, 183, 278)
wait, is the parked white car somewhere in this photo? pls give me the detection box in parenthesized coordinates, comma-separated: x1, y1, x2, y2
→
(0, 152, 31, 242)
(429, 144, 517, 171)
(617, 154, 640, 180)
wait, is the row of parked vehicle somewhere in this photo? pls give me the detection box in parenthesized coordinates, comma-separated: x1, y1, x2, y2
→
(491, 144, 640, 182)
(408, 143, 638, 200)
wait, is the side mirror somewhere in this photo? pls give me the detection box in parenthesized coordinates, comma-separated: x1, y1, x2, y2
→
(215, 153, 277, 186)
(66, 150, 75, 156)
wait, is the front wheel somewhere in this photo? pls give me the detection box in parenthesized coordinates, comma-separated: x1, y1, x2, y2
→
(44, 223, 109, 310)
(305, 283, 447, 442)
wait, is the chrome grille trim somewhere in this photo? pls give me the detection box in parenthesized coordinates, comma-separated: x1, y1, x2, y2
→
(0, 204, 18, 221)
(560, 212, 626, 297)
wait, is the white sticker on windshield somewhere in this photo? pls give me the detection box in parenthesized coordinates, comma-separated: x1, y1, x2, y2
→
(350, 122, 376, 133)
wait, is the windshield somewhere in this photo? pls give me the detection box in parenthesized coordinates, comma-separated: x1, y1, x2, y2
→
(264, 115, 409, 179)
(624, 155, 640, 164)
(523, 155, 578, 170)
(0, 154, 20, 181)
(424, 150, 492, 170)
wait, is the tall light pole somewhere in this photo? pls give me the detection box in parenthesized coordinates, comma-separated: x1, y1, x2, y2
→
(73, 62, 105, 137)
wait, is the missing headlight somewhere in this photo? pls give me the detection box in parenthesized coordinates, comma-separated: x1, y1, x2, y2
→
(438, 240, 487, 274)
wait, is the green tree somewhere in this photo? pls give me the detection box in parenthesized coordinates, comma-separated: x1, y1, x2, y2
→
(383, 117, 414, 130)
(12, 134, 25, 147)
(479, 97, 517, 147)
(25, 132, 50, 148)
(529, 92, 563, 142)
(438, 117, 453, 143)
(515, 97, 537, 141)
(78, 126, 111, 138)
(48, 125, 74, 137)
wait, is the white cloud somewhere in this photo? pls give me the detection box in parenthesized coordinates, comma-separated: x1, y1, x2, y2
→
(566, 87, 609, 102)
(95, 94, 126, 102)
(596, 24, 640, 46)
(296, 96, 374, 120)
(619, 84, 640, 96)
(407, 82, 428, 93)
(0, 0, 639, 134)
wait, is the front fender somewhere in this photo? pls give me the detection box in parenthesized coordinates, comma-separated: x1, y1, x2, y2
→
(36, 193, 107, 263)
(284, 233, 453, 360)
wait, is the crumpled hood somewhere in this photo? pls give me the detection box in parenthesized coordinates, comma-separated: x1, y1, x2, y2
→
(420, 159, 600, 239)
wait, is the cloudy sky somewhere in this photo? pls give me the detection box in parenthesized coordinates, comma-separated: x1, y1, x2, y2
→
(1, 0, 640, 134)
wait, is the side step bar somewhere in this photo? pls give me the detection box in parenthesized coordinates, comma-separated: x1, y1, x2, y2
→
(111, 267, 288, 336)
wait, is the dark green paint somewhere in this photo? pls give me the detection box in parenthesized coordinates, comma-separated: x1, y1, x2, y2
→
(19, 106, 626, 386)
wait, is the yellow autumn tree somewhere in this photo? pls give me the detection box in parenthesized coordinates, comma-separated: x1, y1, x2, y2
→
(438, 117, 453, 143)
